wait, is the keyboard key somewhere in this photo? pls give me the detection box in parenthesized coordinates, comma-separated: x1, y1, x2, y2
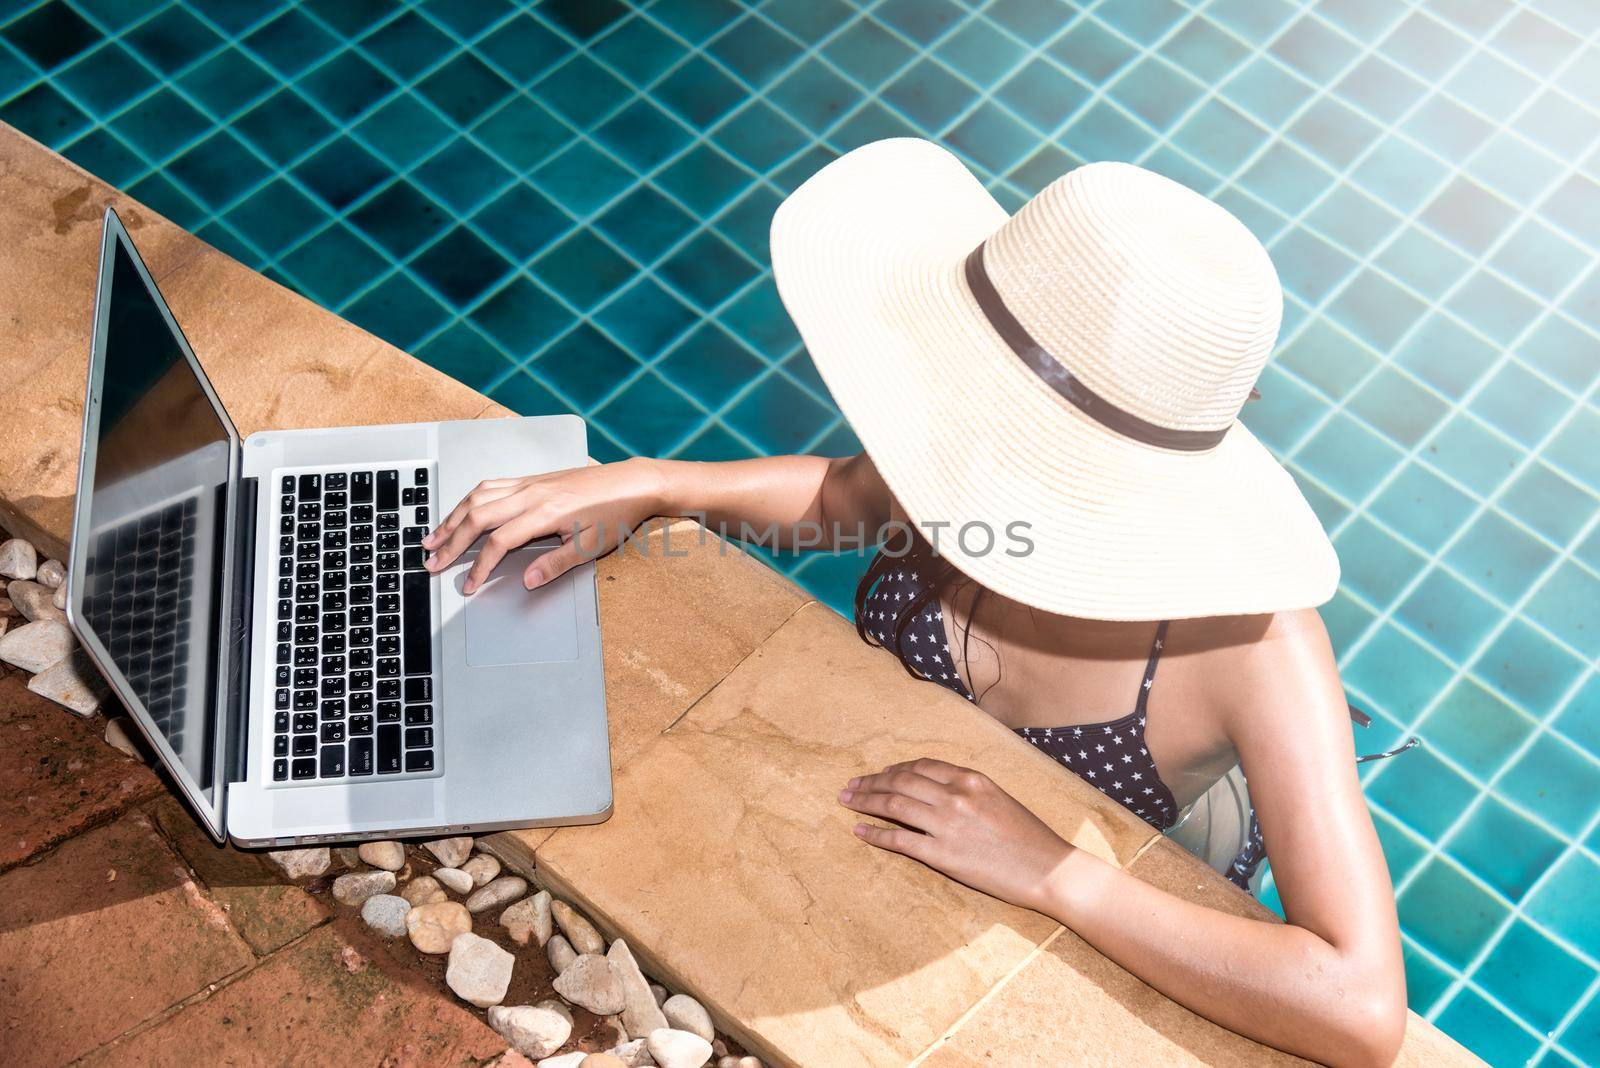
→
(325, 531, 347, 551)
(321, 698, 345, 719)
(377, 635, 400, 657)
(278, 598, 292, 621)
(293, 712, 317, 733)
(295, 624, 318, 645)
(298, 473, 321, 498)
(325, 571, 347, 591)
(377, 573, 400, 594)
(377, 593, 400, 614)
(325, 491, 348, 510)
(415, 467, 428, 485)
(293, 734, 316, 757)
(281, 475, 295, 494)
(274, 709, 290, 732)
(414, 507, 429, 526)
(325, 510, 348, 531)
(324, 611, 347, 632)
(351, 692, 374, 714)
(275, 666, 291, 686)
(297, 522, 320, 542)
(280, 516, 295, 537)
(350, 627, 374, 648)
(351, 471, 373, 504)
(297, 542, 319, 562)
(292, 757, 316, 780)
(350, 714, 374, 736)
(323, 550, 347, 570)
(404, 676, 433, 704)
(377, 700, 402, 722)
(351, 670, 374, 691)
(278, 578, 293, 598)
(321, 654, 345, 675)
(349, 736, 374, 775)
(322, 633, 347, 655)
(297, 502, 320, 523)
(405, 726, 433, 749)
(402, 547, 426, 570)
(405, 750, 434, 773)
(320, 744, 345, 777)
(405, 704, 433, 726)
(326, 472, 348, 492)
(276, 642, 291, 665)
(352, 606, 374, 627)
(296, 562, 318, 583)
(377, 657, 400, 678)
(351, 647, 373, 669)
(273, 758, 289, 781)
(295, 583, 319, 603)
(377, 513, 399, 533)
(378, 679, 401, 701)
(293, 690, 317, 711)
(403, 573, 433, 677)
(415, 487, 429, 505)
(321, 721, 346, 744)
(293, 667, 316, 688)
(378, 614, 400, 634)
(296, 603, 318, 624)
(377, 724, 402, 773)
(351, 583, 374, 605)
(322, 590, 347, 612)
(352, 528, 374, 548)
(377, 470, 399, 511)
(278, 556, 294, 578)
(294, 647, 317, 667)
(352, 505, 374, 525)
(402, 487, 415, 507)
(274, 735, 289, 757)
(321, 676, 346, 699)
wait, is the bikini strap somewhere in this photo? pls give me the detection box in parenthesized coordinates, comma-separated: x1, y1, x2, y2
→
(1133, 621, 1169, 716)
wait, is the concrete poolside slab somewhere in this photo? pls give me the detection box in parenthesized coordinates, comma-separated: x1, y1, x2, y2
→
(81, 924, 507, 1066)
(532, 603, 1164, 1065)
(150, 795, 330, 957)
(0, 811, 255, 1067)
(0, 672, 160, 871)
(483, 519, 809, 867)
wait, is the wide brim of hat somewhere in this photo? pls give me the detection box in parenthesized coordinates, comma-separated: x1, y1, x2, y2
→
(770, 139, 1339, 621)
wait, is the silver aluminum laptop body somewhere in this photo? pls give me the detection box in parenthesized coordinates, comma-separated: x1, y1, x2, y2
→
(67, 207, 611, 847)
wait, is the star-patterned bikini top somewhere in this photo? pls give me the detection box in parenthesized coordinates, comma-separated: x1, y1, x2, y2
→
(857, 553, 1181, 832)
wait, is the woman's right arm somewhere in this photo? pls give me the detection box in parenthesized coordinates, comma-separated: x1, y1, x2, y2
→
(423, 452, 890, 593)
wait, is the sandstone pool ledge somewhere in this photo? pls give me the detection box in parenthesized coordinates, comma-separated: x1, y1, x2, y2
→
(0, 123, 1477, 1067)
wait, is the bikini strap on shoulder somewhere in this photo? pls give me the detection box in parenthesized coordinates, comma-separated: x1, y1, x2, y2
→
(1134, 621, 1169, 715)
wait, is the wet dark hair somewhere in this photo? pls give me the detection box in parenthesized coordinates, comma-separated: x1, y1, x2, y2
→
(852, 524, 1000, 700)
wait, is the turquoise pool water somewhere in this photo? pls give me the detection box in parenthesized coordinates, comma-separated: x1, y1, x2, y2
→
(3, 0, 1597, 1062)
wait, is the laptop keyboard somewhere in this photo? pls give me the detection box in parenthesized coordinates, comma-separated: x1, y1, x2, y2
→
(269, 465, 437, 784)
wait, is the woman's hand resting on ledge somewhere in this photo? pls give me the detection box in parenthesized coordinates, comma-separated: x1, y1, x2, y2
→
(422, 458, 667, 594)
(839, 758, 1073, 914)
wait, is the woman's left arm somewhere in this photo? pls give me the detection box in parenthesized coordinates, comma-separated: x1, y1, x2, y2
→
(839, 617, 1407, 1068)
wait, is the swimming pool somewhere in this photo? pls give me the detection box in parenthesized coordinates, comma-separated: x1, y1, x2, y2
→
(2, 0, 1596, 1062)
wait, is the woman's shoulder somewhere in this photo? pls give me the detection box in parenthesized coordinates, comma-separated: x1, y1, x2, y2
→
(1183, 607, 1346, 727)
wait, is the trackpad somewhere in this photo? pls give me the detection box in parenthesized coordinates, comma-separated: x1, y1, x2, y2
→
(456, 545, 579, 666)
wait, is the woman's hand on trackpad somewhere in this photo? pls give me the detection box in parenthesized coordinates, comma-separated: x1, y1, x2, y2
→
(422, 458, 667, 594)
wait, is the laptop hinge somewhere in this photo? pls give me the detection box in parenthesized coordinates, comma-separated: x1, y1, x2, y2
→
(225, 476, 257, 784)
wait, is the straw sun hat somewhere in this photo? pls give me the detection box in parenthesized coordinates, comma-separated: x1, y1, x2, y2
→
(770, 138, 1339, 622)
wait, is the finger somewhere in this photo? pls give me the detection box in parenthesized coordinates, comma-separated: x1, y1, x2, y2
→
(425, 486, 518, 550)
(464, 514, 551, 594)
(523, 538, 589, 590)
(851, 759, 961, 789)
(837, 788, 938, 831)
(843, 770, 946, 806)
(853, 822, 933, 861)
(427, 494, 525, 573)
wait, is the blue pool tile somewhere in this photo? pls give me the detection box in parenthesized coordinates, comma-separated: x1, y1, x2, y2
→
(538, 0, 629, 42)
(768, 56, 859, 136)
(1272, 13, 1360, 83)
(1305, 184, 1401, 258)
(1289, 96, 1382, 171)
(881, 57, 980, 135)
(1542, 174, 1600, 254)
(61, 125, 145, 187)
(75, 0, 163, 32)
(1321, 589, 1378, 657)
(278, 224, 390, 307)
(471, 182, 570, 263)
(1492, 218, 1590, 302)
(659, 322, 767, 409)
(1468, 129, 1566, 208)
(1335, 54, 1426, 124)
(178, 48, 275, 120)
(532, 141, 635, 217)
(1444, 49, 1538, 125)
(713, 185, 782, 263)
(349, 180, 450, 259)
(1372, 807, 1429, 884)
(1371, 462, 1476, 553)
(595, 98, 693, 172)
(1376, 226, 1472, 303)
(1327, 270, 1428, 351)
(1472, 619, 1588, 719)
(1349, 371, 1449, 453)
(1421, 678, 1536, 782)
(126, 6, 221, 76)
(1278, 319, 1377, 401)
(225, 178, 328, 257)
(1400, 856, 1511, 969)
(1435, 987, 1542, 1068)
(469, 275, 571, 357)
(293, 136, 389, 210)
(1395, 558, 1500, 665)
(414, 321, 513, 393)
(1107, 56, 1199, 133)
(419, 51, 515, 126)
(1527, 850, 1600, 959)
(1352, 134, 1451, 216)
(297, 48, 396, 123)
(1445, 509, 1556, 606)
(532, 323, 640, 409)
(1171, 98, 1266, 174)
(342, 270, 448, 351)
(1559, 994, 1600, 1068)
(1519, 316, 1600, 397)
(1334, 517, 1428, 609)
(1541, 404, 1600, 505)
(1045, 18, 1132, 85)
(594, 370, 705, 456)
(235, 88, 334, 166)
(1447, 271, 1544, 348)
(414, 136, 514, 213)
(533, 228, 635, 310)
(57, 42, 155, 117)
(707, 16, 800, 92)
(4, 1, 101, 71)
(1368, 741, 1480, 839)
(593, 277, 697, 359)
(420, 0, 510, 39)
(658, 230, 759, 312)
(1446, 794, 1567, 902)
(472, 95, 572, 174)
(725, 370, 834, 454)
(719, 276, 799, 359)
(827, 99, 918, 154)
(822, 16, 913, 90)
(3, 82, 91, 148)
(1426, 414, 1525, 498)
(1499, 462, 1598, 549)
(1272, 226, 1359, 307)
(874, 0, 961, 46)
(1221, 56, 1315, 130)
(1402, 941, 1455, 1015)
(476, 13, 567, 86)
(126, 171, 204, 228)
(167, 130, 268, 209)
(594, 184, 694, 264)
(303, 0, 393, 39)
(1522, 89, 1600, 162)
(1420, 176, 1520, 259)
(1296, 413, 1408, 504)
(1527, 562, 1600, 661)
(112, 87, 209, 160)
(1553, 672, 1600, 754)
(489, 367, 566, 417)
(1478, 920, 1593, 1036)
(1470, 361, 1573, 448)
(999, 56, 1092, 136)
(358, 11, 452, 81)
(1499, 732, 1600, 837)
(1158, 15, 1248, 84)
(1058, 100, 1155, 165)
(644, 0, 743, 46)
(946, 99, 1038, 175)
(716, 97, 806, 171)
(410, 224, 512, 304)
(354, 92, 451, 168)
(655, 54, 745, 128)
(244, 9, 338, 78)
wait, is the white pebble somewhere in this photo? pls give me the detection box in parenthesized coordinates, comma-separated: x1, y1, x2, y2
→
(52, 583, 66, 611)
(0, 618, 74, 672)
(35, 558, 65, 589)
(7, 579, 65, 623)
(608, 938, 667, 1040)
(265, 847, 330, 880)
(360, 894, 411, 937)
(536, 1054, 587, 1068)
(333, 870, 395, 906)
(611, 1039, 656, 1067)
(646, 1029, 712, 1068)
(488, 1000, 573, 1060)
(466, 874, 528, 914)
(446, 931, 514, 1008)
(547, 933, 577, 974)
(26, 649, 105, 715)
(434, 867, 473, 894)
(0, 539, 37, 581)
(357, 840, 405, 871)
(424, 836, 473, 867)
(463, 852, 501, 887)
(407, 900, 472, 954)
(662, 995, 713, 1043)
(552, 953, 625, 1015)
(650, 983, 668, 1006)
(552, 899, 605, 955)
(501, 889, 553, 947)
(103, 716, 145, 760)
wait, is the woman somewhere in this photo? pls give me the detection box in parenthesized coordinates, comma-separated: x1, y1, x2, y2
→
(423, 141, 1408, 1067)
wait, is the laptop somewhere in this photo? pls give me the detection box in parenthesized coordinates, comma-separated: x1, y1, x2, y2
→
(65, 207, 612, 847)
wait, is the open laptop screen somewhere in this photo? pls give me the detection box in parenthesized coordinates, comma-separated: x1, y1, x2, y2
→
(81, 232, 231, 814)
